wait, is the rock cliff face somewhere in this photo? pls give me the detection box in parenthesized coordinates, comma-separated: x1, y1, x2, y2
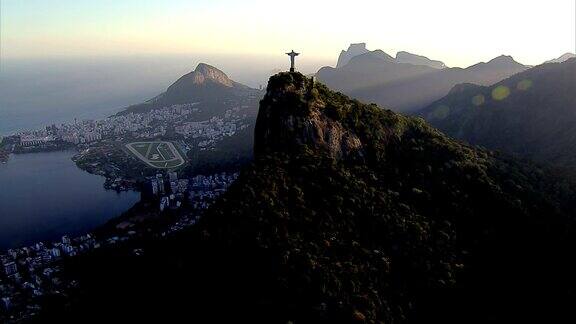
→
(336, 43, 370, 68)
(254, 73, 363, 160)
(162, 63, 242, 100)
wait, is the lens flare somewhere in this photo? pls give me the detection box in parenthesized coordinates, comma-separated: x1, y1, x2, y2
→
(430, 105, 450, 120)
(472, 94, 485, 106)
(492, 85, 510, 101)
(517, 79, 533, 91)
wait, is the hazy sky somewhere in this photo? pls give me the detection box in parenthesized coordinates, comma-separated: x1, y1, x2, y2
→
(1, 0, 575, 67)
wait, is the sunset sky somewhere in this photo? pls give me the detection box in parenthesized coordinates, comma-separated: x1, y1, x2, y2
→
(2, 0, 575, 67)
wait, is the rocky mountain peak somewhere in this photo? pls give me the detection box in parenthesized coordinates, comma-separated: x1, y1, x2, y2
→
(254, 72, 364, 159)
(336, 43, 370, 68)
(347, 42, 368, 52)
(487, 55, 521, 66)
(367, 49, 396, 62)
(191, 63, 234, 87)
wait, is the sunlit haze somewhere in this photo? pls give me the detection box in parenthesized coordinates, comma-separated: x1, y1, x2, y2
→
(2, 0, 575, 68)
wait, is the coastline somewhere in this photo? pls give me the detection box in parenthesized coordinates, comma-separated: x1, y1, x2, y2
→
(0, 150, 142, 251)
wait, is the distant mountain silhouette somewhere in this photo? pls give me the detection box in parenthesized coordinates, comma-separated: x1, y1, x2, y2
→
(336, 43, 370, 68)
(419, 58, 576, 170)
(317, 51, 436, 94)
(318, 54, 528, 112)
(121, 63, 259, 115)
(335, 43, 447, 70)
(464, 55, 528, 84)
(360, 49, 397, 63)
(545, 53, 576, 64)
(396, 51, 446, 69)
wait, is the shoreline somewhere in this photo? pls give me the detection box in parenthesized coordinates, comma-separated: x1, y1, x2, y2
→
(0, 148, 142, 253)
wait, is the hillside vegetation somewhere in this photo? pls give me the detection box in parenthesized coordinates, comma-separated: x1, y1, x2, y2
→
(420, 58, 576, 171)
(44, 72, 576, 323)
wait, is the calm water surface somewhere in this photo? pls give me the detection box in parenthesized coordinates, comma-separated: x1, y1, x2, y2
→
(0, 150, 139, 250)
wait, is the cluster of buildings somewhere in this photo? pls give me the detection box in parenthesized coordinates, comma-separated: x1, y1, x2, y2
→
(189, 173, 239, 209)
(2, 97, 252, 321)
(1, 169, 240, 323)
(174, 107, 251, 150)
(19, 134, 56, 147)
(149, 171, 239, 212)
(159, 172, 239, 237)
(17, 121, 103, 147)
(150, 171, 187, 211)
(0, 234, 97, 321)
(13, 102, 252, 153)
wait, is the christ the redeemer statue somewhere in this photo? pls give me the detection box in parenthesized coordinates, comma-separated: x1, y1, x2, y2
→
(286, 50, 300, 72)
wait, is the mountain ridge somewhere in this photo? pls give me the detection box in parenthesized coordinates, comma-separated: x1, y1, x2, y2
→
(317, 53, 436, 94)
(419, 57, 576, 170)
(545, 52, 576, 64)
(334, 43, 447, 69)
(318, 43, 529, 112)
(344, 54, 529, 112)
(396, 51, 446, 69)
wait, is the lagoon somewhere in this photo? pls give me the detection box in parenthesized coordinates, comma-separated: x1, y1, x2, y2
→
(0, 150, 139, 250)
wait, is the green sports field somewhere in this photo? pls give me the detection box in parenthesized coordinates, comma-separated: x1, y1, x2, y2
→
(126, 141, 185, 169)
